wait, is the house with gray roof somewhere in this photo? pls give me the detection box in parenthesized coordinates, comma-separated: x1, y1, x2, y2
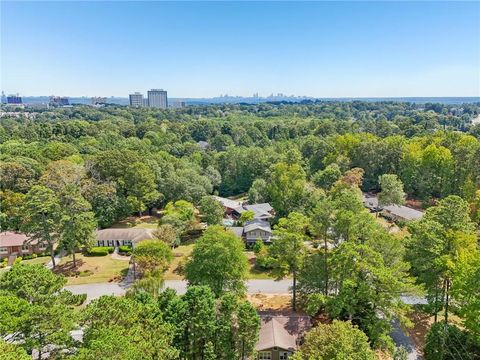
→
(229, 219, 273, 246)
(256, 314, 312, 360)
(96, 228, 155, 248)
(234, 203, 274, 221)
(363, 194, 423, 221)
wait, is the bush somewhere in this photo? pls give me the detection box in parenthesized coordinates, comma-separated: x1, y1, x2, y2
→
(424, 322, 480, 360)
(0, 258, 7, 268)
(87, 246, 114, 256)
(14, 257, 23, 264)
(119, 245, 132, 256)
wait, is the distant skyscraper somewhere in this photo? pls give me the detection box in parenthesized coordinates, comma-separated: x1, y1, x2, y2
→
(91, 97, 107, 105)
(7, 94, 22, 104)
(147, 89, 167, 109)
(129, 92, 144, 107)
(1, 91, 6, 104)
(49, 96, 69, 106)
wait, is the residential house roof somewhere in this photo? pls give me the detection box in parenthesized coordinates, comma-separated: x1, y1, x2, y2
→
(234, 203, 274, 220)
(244, 219, 272, 234)
(256, 314, 312, 351)
(230, 227, 245, 238)
(212, 196, 242, 210)
(362, 194, 423, 221)
(0, 232, 32, 247)
(96, 228, 155, 244)
(384, 205, 423, 221)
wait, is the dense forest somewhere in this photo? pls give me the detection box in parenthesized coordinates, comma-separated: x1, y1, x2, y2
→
(1, 101, 480, 229)
(1, 101, 480, 359)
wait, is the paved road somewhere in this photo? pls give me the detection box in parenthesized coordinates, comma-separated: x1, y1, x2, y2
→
(390, 319, 424, 360)
(66, 279, 293, 302)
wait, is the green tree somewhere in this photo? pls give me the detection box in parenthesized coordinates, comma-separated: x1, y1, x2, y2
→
(132, 240, 173, 277)
(200, 196, 224, 225)
(0, 264, 77, 359)
(378, 174, 405, 209)
(291, 320, 376, 360)
(0, 190, 25, 231)
(185, 225, 248, 297)
(312, 163, 342, 190)
(58, 185, 97, 267)
(20, 185, 61, 268)
(248, 178, 269, 204)
(124, 162, 160, 215)
(407, 195, 477, 323)
(78, 295, 178, 360)
(270, 212, 310, 311)
(238, 210, 255, 225)
(0, 339, 30, 360)
(154, 223, 179, 248)
(267, 162, 307, 217)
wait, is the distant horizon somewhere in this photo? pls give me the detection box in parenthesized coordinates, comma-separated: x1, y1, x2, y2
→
(2, 1, 479, 97)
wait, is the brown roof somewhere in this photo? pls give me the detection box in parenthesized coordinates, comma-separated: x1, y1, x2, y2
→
(256, 314, 312, 351)
(96, 228, 155, 244)
(0, 232, 31, 247)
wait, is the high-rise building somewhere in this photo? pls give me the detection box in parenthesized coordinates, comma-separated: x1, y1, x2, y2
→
(91, 97, 107, 105)
(147, 89, 167, 109)
(7, 94, 22, 104)
(129, 92, 144, 107)
(49, 96, 69, 106)
(1, 91, 6, 104)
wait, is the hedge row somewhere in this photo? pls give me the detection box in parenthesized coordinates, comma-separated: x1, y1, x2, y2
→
(87, 246, 114, 256)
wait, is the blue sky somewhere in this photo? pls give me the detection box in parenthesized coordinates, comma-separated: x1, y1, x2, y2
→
(2, 1, 479, 98)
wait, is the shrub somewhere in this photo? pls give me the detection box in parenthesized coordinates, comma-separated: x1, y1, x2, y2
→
(22, 254, 34, 260)
(87, 246, 113, 256)
(119, 245, 132, 256)
(0, 258, 7, 268)
(14, 257, 23, 264)
(424, 322, 479, 360)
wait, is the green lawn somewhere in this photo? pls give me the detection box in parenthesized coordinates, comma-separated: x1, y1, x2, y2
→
(22, 256, 51, 266)
(111, 216, 158, 229)
(56, 253, 130, 285)
(165, 243, 195, 280)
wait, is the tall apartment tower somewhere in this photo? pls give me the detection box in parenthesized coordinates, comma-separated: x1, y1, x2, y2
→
(147, 89, 168, 109)
(129, 92, 144, 107)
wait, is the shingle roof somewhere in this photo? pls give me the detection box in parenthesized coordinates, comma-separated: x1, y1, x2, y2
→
(363, 194, 423, 221)
(230, 227, 244, 238)
(212, 196, 242, 210)
(96, 228, 155, 244)
(256, 315, 312, 351)
(244, 219, 272, 234)
(234, 203, 274, 220)
(0, 232, 31, 247)
(384, 205, 423, 220)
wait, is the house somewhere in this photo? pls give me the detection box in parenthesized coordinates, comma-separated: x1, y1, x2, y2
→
(383, 205, 423, 221)
(256, 314, 312, 360)
(233, 203, 275, 221)
(230, 219, 273, 246)
(363, 194, 423, 221)
(212, 196, 243, 215)
(0, 231, 47, 260)
(96, 228, 155, 248)
(213, 196, 275, 221)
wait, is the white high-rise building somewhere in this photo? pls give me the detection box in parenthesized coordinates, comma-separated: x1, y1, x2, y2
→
(147, 89, 168, 109)
(129, 92, 144, 107)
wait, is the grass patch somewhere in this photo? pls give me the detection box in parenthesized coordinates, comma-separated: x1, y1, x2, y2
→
(111, 216, 158, 229)
(164, 242, 195, 280)
(22, 256, 51, 266)
(246, 251, 276, 280)
(56, 253, 129, 285)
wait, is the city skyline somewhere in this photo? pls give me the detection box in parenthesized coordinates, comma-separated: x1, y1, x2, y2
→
(2, 1, 479, 98)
